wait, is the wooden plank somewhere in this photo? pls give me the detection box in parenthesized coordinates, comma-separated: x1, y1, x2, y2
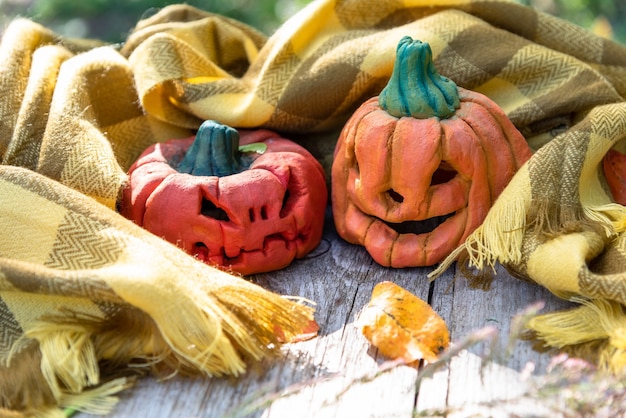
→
(249, 223, 426, 417)
(78, 212, 570, 417)
(416, 263, 575, 416)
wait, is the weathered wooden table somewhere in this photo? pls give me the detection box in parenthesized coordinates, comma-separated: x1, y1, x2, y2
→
(81, 208, 575, 417)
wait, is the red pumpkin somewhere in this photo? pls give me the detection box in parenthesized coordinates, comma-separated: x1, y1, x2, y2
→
(121, 120, 327, 275)
(603, 148, 626, 205)
(331, 37, 532, 267)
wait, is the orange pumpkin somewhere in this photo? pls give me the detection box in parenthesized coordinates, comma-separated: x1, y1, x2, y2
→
(331, 37, 532, 267)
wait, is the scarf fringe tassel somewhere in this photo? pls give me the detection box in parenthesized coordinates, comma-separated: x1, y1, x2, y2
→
(528, 298, 626, 374)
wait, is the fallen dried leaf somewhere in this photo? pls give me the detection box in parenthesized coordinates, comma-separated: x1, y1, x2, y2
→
(358, 281, 449, 363)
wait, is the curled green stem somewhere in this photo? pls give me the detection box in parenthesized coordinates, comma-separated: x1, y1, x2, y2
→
(177, 120, 247, 177)
(378, 36, 459, 119)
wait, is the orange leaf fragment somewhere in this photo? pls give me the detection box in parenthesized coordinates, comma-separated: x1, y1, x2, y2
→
(274, 319, 319, 343)
(358, 281, 449, 363)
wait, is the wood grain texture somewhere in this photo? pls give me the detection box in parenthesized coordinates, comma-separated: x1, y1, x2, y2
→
(79, 210, 574, 417)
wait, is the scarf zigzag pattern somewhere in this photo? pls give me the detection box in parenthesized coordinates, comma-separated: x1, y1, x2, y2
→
(3, 0, 626, 415)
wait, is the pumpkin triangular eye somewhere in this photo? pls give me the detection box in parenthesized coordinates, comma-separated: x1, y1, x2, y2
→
(280, 189, 292, 219)
(431, 161, 457, 185)
(201, 197, 230, 221)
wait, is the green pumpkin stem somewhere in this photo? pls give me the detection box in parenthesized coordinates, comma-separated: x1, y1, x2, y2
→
(379, 36, 459, 119)
(177, 120, 247, 177)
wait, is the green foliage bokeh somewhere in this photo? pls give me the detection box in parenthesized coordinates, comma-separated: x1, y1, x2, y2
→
(520, 0, 626, 43)
(0, 0, 624, 44)
(0, 0, 313, 42)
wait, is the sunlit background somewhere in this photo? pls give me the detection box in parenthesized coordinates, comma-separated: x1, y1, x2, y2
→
(0, 0, 624, 44)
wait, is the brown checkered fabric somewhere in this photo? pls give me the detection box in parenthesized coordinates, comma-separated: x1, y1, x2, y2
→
(3, 0, 626, 414)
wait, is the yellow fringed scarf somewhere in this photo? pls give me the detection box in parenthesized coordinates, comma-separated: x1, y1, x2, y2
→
(3, 0, 626, 415)
(0, 12, 313, 417)
(433, 103, 626, 372)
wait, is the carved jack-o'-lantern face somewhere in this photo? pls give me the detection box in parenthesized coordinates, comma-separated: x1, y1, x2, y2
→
(121, 121, 327, 275)
(331, 37, 532, 267)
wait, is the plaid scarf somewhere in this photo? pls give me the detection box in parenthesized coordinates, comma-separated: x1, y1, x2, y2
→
(2, 0, 626, 415)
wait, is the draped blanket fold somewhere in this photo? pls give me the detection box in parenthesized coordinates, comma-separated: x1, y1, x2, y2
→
(3, 0, 626, 415)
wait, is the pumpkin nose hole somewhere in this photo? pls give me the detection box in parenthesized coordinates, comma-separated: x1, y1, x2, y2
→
(249, 206, 269, 222)
(201, 198, 230, 221)
(387, 189, 404, 203)
(431, 162, 457, 185)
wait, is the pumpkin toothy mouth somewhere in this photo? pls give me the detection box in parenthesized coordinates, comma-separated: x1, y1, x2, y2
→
(191, 232, 300, 267)
(381, 212, 456, 235)
(193, 241, 247, 265)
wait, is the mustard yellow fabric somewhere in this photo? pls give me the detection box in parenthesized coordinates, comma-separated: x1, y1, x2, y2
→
(3, 0, 626, 415)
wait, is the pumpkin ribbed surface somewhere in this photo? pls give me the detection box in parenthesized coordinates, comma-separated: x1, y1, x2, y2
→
(331, 38, 532, 267)
(122, 121, 328, 275)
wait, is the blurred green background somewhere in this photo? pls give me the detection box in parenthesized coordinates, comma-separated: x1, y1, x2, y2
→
(0, 0, 624, 44)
